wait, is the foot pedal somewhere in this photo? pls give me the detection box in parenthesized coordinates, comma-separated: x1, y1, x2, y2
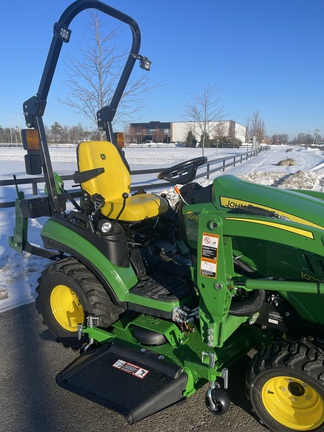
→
(56, 342, 188, 423)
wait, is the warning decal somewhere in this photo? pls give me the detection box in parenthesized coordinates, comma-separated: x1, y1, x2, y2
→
(112, 359, 149, 379)
(200, 233, 219, 278)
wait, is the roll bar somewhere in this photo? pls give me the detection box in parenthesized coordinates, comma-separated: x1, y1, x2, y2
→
(22, 0, 148, 213)
(23, 0, 145, 137)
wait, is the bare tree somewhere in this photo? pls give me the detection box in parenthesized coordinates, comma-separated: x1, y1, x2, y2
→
(296, 133, 305, 144)
(152, 128, 165, 143)
(313, 129, 320, 144)
(213, 121, 228, 141)
(184, 83, 225, 156)
(278, 134, 289, 144)
(60, 11, 155, 130)
(247, 110, 266, 144)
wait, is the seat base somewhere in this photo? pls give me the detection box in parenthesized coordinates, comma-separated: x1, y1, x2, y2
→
(102, 193, 168, 222)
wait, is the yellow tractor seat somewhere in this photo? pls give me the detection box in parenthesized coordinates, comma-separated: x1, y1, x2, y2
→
(77, 141, 168, 222)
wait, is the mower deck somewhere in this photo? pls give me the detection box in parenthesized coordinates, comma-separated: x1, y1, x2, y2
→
(56, 341, 188, 424)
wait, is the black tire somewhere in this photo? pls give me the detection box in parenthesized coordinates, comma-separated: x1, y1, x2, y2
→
(246, 339, 324, 432)
(229, 289, 266, 316)
(205, 387, 230, 415)
(36, 257, 124, 348)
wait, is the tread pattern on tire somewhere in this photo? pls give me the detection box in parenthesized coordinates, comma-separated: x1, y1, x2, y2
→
(36, 256, 124, 330)
(248, 339, 324, 387)
(246, 338, 324, 431)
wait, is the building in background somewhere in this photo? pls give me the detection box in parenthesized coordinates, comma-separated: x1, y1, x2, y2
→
(128, 121, 171, 144)
(128, 120, 247, 144)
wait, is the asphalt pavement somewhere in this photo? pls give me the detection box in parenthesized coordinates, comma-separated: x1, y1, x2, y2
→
(0, 303, 267, 432)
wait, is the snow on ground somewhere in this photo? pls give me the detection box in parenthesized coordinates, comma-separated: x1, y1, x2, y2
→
(1, 144, 324, 312)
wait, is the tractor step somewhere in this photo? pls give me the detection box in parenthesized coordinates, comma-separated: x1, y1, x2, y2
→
(56, 342, 188, 424)
(131, 270, 194, 302)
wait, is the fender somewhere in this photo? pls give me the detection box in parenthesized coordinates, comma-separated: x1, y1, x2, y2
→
(41, 217, 138, 305)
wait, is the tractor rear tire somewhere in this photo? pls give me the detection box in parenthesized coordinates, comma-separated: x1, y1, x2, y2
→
(36, 257, 124, 348)
(246, 339, 324, 432)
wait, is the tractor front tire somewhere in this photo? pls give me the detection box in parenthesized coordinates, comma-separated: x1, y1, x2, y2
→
(246, 339, 324, 432)
(36, 257, 124, 348)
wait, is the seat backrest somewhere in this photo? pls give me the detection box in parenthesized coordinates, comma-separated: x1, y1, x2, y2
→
(77, 141, 131, 201)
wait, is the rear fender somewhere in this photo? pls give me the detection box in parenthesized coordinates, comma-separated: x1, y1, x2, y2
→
(41, 218, 138, 304)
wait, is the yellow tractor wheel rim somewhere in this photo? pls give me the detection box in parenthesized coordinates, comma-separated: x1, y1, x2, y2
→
(50, 284, 84, 332)
(262, 375, 324, 431)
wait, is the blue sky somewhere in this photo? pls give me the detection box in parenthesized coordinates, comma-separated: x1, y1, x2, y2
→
(1, 0, 323, 140)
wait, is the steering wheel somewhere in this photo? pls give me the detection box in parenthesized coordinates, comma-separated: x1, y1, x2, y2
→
(157, 156, 207, 184)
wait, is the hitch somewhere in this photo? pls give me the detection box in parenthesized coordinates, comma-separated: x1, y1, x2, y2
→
(78, 315, 100, 352)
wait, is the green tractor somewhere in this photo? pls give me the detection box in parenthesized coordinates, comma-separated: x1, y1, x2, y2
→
(10, 1, 324, 430)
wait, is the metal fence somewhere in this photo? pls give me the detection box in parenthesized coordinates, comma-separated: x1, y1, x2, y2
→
(0, 148, 265, 209)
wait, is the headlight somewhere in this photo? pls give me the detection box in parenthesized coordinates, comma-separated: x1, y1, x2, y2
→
(98, 220, 112, 233)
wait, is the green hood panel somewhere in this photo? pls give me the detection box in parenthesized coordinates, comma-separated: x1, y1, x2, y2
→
(215, 174, 324, 230)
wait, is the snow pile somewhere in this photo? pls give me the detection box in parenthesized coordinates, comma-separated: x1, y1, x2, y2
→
(239, 169, 324, 190)
(276, 158, 296, 166)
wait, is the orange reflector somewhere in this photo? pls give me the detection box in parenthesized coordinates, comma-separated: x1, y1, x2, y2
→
(114, 132, 125, 148)
(22, 129, 41, 151)
(174, 186, 181, 195)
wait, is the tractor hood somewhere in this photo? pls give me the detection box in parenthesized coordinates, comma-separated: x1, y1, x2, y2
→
(214, 174, 324, 231)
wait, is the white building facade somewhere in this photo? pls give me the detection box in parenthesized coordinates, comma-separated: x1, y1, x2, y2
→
(129, 120, 247, 144)
(171, 120, 247, 144)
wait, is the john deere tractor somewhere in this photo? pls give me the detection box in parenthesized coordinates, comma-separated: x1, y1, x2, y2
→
(10, 1, 324, 430)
